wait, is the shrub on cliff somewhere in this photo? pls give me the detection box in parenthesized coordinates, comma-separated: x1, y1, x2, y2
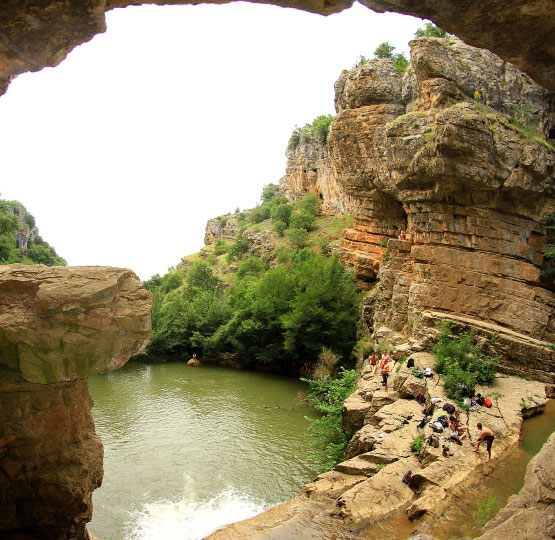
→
(302, 367, 358, 472)
(433, 321, 500, 401)
(373, 42, 409, 75)
(415, 23, 448, 38)
(287, 114, 335, 150)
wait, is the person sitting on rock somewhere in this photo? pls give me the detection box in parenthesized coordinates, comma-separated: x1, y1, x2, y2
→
(398, 229, 406, 240)
(473, 423, 495, 462)
(448, 415, 467, 442)
(380, 352, 393, 391)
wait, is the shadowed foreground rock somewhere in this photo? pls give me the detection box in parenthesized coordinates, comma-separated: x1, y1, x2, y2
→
(0, 265, 152, 540)
(476, 431, 555, 540)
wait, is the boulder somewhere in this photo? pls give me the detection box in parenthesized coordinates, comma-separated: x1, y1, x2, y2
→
(0, 265, 152, 384)
(333, 457, 421, 530)
(0, 265, 152, 540)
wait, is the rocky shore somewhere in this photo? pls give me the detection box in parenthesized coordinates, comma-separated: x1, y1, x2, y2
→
(208, 351, 549, 539)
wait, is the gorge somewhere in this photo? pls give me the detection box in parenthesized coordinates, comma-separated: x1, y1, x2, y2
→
(0, 2, 554, 540)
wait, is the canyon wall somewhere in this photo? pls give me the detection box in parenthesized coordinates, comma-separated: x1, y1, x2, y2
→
(0, 265, 152, 539)
(325, 37, 554, 383)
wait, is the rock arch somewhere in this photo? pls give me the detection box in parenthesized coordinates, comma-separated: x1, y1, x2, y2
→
(0, 1, 554, 97)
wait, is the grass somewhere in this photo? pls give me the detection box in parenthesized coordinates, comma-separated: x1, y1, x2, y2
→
(476, 494, 497, 526)
(410, 434, 424, 456)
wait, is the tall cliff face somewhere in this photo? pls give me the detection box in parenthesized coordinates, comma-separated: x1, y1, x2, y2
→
(322, 37, 554, 382)
(0, 265, 152, 539)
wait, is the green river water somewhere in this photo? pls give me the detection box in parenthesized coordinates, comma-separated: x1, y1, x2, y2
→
(88, 362, 319, 540)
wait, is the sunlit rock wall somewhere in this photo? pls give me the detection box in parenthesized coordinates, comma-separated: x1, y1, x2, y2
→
(327, 37, 555, 382)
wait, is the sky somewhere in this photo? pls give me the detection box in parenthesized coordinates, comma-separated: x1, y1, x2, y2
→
(0, 1, 424, 280)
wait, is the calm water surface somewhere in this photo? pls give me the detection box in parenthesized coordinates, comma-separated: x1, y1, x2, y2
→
(88, 362, 319, 540)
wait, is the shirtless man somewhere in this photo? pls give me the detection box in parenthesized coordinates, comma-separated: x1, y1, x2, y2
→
(380, 352, 393, 391)
(473, 423, 495, 462)
(368, 352, 380, 377)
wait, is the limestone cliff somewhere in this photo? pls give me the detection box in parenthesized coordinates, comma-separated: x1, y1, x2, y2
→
(326, 37, 555, 384)
(281, 138, 354, 216)
(0, 265, 152, 539)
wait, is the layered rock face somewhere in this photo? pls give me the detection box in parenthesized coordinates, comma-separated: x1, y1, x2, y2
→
(327, 37, 555, 383)
(0, 265, 152, 539)
(280, 138, 354, 216)
(0, 1, 554, 97)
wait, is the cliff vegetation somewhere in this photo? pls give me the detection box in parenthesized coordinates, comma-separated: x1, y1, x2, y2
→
(142, 187, 360, 375)
(0, 198, 66, 266)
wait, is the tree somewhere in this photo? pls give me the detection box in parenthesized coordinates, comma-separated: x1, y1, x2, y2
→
(374, 42, 396, 59)
(415, 23, 448, 38)
(373, 42, 409, 75)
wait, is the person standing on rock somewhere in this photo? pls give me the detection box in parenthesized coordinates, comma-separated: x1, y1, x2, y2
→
(380, 352, 393, 391)
(369, 351, 380, 377)
(473, 423, 495, 462)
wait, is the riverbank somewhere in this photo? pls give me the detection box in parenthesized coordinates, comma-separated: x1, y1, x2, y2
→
(207, 352, 551, 539)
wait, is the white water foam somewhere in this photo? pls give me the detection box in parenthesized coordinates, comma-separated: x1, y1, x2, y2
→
(125, 489, 268, 540)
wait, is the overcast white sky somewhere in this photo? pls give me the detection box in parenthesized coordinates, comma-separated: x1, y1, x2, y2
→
(0, 1, 424, 280)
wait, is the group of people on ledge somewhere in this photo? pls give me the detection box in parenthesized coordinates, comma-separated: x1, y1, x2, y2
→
(364, 350, 496, 462)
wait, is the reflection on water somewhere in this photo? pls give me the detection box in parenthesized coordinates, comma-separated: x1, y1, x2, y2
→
(88, 362, 319, 540)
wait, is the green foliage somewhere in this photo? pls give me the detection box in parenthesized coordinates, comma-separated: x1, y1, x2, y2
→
(476, 494, 497, 526)
(236, 257, 265, 278)
(373, 42, 409, 75)
(271, 203, 293, 226)
(0, 200, 65, 266)
(411, 434, 424, 455)
(432, 321, 500, 400)
(261, 183, 281, 202)
(227, 236, 249, 262)
(379, 238, 388, 248)
(288, 114, 335, 150)
(301, 368, 358, 472)
(216, 215, 229, 228)
(374, 42, 396, 59)
(511, 100, 539, 139)
(296, 193, 321, 216)
(250, 204, 272, 224)
(288, 228, 310, 249)
(415, 23, 448, 38)
(144, 262, 230, 359)
(290, 211, 316, 232)
(392, 53, 409, 75)
(214, 239, 228, 255)
(355, 55, 369, 67)
(274, 220, 287, 236)
(382, 249, 391, 263)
